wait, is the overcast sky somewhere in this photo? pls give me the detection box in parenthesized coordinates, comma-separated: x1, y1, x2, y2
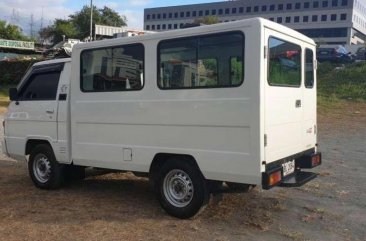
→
(0, 0, 222, 37)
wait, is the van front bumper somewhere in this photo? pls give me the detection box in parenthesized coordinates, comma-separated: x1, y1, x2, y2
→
(262, 149, 321, 190)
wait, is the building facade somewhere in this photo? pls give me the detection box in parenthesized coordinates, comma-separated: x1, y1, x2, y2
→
(144, 0, 366, 45)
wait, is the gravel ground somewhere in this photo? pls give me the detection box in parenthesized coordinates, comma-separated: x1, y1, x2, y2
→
(0, 102, 365, 241)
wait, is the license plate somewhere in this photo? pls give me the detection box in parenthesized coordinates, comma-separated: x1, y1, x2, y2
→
(282, 160, 295, 176)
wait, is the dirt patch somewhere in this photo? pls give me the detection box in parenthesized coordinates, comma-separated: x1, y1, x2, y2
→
(0, 102, 365, 241)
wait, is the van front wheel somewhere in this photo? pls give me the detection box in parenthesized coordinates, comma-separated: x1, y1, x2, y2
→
(156, 160, 209, 219)
(28, 144, 63, 189)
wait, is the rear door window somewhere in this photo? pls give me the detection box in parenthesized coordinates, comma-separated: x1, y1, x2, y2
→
(268, 37, 301, 87)
(305, 49, 314, 88)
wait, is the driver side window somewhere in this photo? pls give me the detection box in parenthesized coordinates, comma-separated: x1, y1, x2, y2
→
(19, 71, 60, 101)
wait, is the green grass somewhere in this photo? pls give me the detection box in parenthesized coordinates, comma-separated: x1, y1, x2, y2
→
(317, 62, 366, 101)
(0, 85, 10, 108)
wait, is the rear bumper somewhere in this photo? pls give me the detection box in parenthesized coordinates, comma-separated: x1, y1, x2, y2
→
(262, 150, 321, 190)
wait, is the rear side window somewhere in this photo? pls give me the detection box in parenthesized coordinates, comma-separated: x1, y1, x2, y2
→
(80, 44, 144, 92)
(268, 37, 301, 87)
(158, 31, 244, 89)
(305, 49, 314, 88)
(19, 72, 60, 101)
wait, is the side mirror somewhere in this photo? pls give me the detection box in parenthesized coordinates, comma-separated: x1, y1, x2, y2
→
(9, 88, 18, 101)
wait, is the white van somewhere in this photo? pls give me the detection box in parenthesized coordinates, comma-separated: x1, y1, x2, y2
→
(2, 18, 321, 219)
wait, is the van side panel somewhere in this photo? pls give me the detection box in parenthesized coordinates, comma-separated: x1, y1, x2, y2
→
(70, 23, 263, 185)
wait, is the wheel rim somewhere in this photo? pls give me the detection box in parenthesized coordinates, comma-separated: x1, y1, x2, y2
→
(163, 169, 194, 208)
(33, 154, 51, 183)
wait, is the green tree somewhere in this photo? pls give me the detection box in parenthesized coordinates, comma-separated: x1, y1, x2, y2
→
(0, 20, 30, 41)
(193, 16, 220, 25)
(39, 5, 127, 43)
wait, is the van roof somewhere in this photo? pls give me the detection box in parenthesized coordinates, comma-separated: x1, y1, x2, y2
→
(74, 17, 315, 51)
(33, 57, 71, 66)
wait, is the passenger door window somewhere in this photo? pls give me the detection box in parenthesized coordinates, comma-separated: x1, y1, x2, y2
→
(19, 72, 60, 101)
(268, 37, 301, 87)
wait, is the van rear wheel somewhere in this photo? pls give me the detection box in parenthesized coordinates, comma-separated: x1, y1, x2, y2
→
(28, 144, 63, 189)
(156, 160, 209, 219)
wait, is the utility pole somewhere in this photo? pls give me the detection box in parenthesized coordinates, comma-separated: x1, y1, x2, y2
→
(30, 14, 34, 38)
(90, 0, 93, 41)
(40, 7, 44, 30)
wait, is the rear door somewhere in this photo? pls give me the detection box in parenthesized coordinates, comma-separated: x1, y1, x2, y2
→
(263, 28, 304, 163)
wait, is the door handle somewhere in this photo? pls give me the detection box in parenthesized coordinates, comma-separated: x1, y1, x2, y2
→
(46, 110, 54, 114)
(295, 100, 301, 108)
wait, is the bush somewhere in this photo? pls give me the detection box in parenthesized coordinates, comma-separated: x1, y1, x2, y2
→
(0, 60, 40, 85)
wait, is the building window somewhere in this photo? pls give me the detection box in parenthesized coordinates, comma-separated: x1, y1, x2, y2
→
(180, 12, 184, 17)
(285, 17, 291, 23)
(162, 24, 166, 30)
(294, 16, 300, 22)
(321, 15, 327, 21)
(179, 23, 184, 28)
(152, 14, 156, 19)
(313, 1, 319, 8)
(304, 2, 310, 8)
(303, 16, 309, 22)
(157, 24, 161, 30)
(174, 24, 178, 29)
(246, 6, 252, 12)
(163, 13, 166, 19)
(254, 6, 259, 12)
(152, 25, 155, 30)
(322, 1, 328, 7)
(340, 13, 347, 20)
(205, 10, 209, 15)
(296, 27, 347, 37)
(332, 0, 338, 6)
(157, 14, 161, 19)
(169, 13, 172, 18)
(341, 0, 348, 6)
(186, 11, 190, 17)
(269, 17, 274, 21)
(232, 8, 237, 14)
(168, 24, 172, 29)
(270, 4, 275, 11)
(158, 31, 245, 89)
(199, 10, 203, 16)
(239, 7, 244, 13)
(278, 4, 284, 10)
(147, 14, 150, 20)
(268, 37, 301, 87)
(212, 9, 216, 15)
(219, 9, 223, 15)
(174, 12, 178, 18)
(277, 17, 283, 23)
(193, 11, 196, 17)
(146, 25, 150, 30)
(331, 14, 337, 20)
(262, 6, 267, 11)
(225, 8, 230, 14)
(287, 3, 292, 10)
(81, 44, 144, 92)
(295, 3, 301, 9)
(312, 15, 318, 22)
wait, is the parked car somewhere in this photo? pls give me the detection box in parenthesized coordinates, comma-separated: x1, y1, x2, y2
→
(354, 46, 366, 61)
(316, 47, 354, 63)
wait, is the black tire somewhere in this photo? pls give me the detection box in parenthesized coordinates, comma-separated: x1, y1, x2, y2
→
(155, 159, 209, 219)
(28, 144, 64, 189)
(64, 165, 86, 183)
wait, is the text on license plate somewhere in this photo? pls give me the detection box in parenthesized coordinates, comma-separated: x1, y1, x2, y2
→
(282, 160, 295, 176)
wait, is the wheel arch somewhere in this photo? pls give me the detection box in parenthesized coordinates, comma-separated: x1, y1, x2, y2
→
(149, 153, 204, 181)
(25, 138, 53, 156)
